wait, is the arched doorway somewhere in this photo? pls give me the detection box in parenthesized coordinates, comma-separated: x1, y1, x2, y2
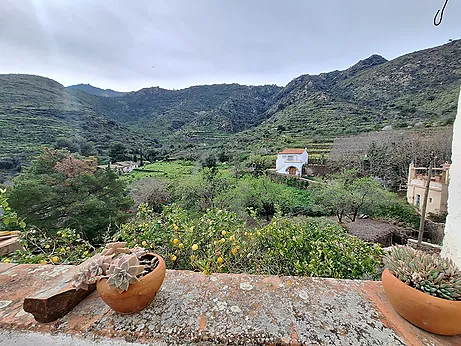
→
(287, 166, 297, 175)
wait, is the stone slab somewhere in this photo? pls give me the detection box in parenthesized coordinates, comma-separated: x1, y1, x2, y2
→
(0, 264, 94, 325)
(0, 237, 22, 256)
(0, 268, 460, 345)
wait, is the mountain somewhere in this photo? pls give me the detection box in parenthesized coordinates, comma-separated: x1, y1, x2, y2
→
(0, 40, 460, 176)
(84, 84, 281, 147)
(225, 40, 461, 155)
(0, 74, 157, 182)
(67, 84, 126, 97)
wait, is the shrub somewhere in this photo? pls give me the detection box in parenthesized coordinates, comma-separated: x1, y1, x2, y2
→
(2, 227, 94, 265)
(216, 175, 313, 219)
(112, 204, 382, 279)
(129, 178, 171, 212)
(371, 193, 420, 228)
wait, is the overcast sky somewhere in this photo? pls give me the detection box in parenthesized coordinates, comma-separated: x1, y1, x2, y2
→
(0, 0, 459, 91)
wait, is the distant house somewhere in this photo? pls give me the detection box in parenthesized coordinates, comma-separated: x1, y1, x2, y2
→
(406, 162, 450, 215)
(275, 148, 308, 177)
(97, 161, 139, 174)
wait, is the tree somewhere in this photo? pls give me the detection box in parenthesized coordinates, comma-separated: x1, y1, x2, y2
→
(8, 148, 132, 243)
(129, 178, 171, 212)
(109, 142, 129, 162)
(313, 170, 384, 222)
(246, 155, 273, 176)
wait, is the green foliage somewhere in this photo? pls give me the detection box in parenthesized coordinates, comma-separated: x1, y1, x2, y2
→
(254, 217, 382, 279)
(0, 188, 26, 231)
(112, 205, 382, 279)
(313, 170, 385, 222)
(109, 142, 129, 162)
(371, 194, 420, 228)
(2, 227, 94, 265)
(8, 148, 133, 242)
(385, 246, 461, 301)
(172, 167, 233, 211)
(245, 155, 274, 176)
(216, 175, 313, 219)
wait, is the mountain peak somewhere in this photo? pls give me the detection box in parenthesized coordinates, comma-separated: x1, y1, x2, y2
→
(67, 84, 125, 97)
(345, 54, 388, 76)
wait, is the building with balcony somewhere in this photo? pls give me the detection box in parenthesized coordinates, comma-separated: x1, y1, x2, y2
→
(406, 162, 450, 215)
(275, 148, 308, 177)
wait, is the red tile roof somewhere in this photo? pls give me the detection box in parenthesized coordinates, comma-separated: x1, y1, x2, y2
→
(278, 148, 306, 154)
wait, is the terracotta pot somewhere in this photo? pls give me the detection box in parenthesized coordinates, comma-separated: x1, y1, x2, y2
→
(382, 268, 461, 335)
(97, 253, 166, 314)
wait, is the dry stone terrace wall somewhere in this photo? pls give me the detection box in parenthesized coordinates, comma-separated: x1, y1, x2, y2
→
(1, 263, 460, 345)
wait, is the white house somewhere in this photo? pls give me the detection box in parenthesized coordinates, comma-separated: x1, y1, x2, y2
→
(97, 161, 139, 174)
(275, 148, 308, 177)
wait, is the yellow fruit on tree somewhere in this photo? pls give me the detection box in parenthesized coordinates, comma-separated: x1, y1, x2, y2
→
(142, 240, 147, 247)
(178, 243, 184, 249)
(173, 238, 179, 245)
(191, 244, 199, 251)
(51, 256, 59, 263)
(231, 248, 238, 255)
(217, 257, 223, 264)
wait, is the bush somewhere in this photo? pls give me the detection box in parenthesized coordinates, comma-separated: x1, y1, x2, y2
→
(2, 227, 94, 265)
(112, 204, 383, 279)
(215, 175, 313, 219)
(371, 193, 420, 228)
(129, 178, 171, 212)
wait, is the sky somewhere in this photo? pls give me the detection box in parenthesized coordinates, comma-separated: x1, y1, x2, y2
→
(0, 0, 459, 91)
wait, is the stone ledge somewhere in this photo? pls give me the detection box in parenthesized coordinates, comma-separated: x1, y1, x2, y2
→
(0, 265, 460, 345)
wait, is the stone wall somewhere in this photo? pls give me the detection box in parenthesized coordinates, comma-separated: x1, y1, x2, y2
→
(442, 86, 461, 267)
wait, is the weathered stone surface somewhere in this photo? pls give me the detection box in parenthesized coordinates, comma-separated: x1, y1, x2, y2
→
(1, 267, 461, 345)
(22, 265, 95, 323)
(0, 264, 94, 325)
(0, 237, 22, 256)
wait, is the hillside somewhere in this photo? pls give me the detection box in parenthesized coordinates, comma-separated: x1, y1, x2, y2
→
(0, 40, 460, 176)
(67, 84, 126, 97)
(86, 83, 281, 146)
(0, 74, 156, 181)
(214, 40, 460, 159)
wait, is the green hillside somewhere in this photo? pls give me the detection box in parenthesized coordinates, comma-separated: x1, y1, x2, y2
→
(67, 84, 126, 97)
(256, 40, 460, 140)
(215, 40, 460, 158)
(0, 74, 156, 181)
(1, 40, 460, 178)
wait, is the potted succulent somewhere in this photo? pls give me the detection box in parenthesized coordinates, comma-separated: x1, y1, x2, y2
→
(73, 242, 166, 314)
(382, 246, 461, 335)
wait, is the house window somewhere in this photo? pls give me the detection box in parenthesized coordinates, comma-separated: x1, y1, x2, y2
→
(287, 155, 294, 161)
(429, 197, 433, 203)
(416, 194, 421, 207)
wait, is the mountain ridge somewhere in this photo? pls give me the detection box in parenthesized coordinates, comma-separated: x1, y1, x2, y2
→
(67, 83, 126, 97)
(1, 39, 460, 177)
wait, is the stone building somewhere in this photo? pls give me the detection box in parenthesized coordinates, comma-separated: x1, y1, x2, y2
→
(406, 162, 450, 215)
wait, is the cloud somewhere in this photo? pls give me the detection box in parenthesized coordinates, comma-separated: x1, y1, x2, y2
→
(0, 0, 459, 91)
